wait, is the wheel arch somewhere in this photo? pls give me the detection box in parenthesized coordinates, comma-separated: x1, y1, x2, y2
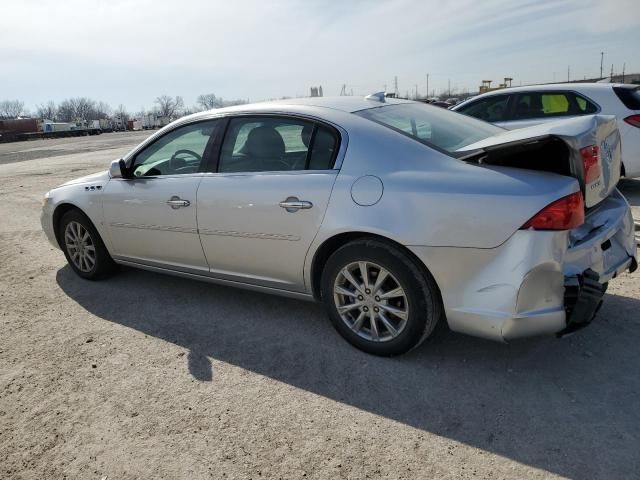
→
(309, 231, 443, 305)
(52, 203, 91, 249)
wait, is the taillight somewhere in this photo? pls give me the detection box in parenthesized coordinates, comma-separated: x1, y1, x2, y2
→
(580, 145, 601, 184)
(520, 192, 585, 230)
(624, 114, 640, 128)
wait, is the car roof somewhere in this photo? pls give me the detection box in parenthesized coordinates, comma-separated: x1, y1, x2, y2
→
(458, 83, 636, 102)
(188, 96, 414, 119)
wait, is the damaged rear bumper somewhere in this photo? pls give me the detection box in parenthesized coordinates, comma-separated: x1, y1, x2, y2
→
(560, 257, 637, 336)
(409, 190, 637, 343)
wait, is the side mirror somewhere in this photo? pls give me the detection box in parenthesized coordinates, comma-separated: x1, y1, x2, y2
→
(109, 159, 130, 179)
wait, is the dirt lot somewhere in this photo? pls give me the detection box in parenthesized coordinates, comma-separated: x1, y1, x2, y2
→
(1, 132, 639, 479)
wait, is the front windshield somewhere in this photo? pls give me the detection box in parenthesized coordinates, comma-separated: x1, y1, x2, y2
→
(354, 103, 504, 155)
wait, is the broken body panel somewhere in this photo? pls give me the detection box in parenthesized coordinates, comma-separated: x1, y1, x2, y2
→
(458, 115, 622, 208)
(426, 114, 636, 341)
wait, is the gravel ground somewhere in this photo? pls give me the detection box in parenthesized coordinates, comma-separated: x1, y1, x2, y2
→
(1, 132, 639, 479)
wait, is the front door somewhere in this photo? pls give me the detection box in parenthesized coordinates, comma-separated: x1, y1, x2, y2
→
(197, 116, 341, 291)
(103, 120, 221, 271)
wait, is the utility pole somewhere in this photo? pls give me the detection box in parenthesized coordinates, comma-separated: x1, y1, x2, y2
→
(426, 74, 429, 99)
(622, 63, 626, 83)
(415, 84, 418, 99)
(610, 64, 614, 79)
(600, 51, 604, 79)
(448, 79, 451, 97)
(394, 76, 398, 97)
(567, 65, 570, 82)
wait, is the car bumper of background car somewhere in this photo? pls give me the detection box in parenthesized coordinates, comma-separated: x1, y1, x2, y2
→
(408, 190, 637, 342)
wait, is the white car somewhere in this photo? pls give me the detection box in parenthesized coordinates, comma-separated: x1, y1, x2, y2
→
(453, 83, 640, 177)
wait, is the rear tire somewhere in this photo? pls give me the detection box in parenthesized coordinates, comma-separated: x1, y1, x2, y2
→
(59, 209, 116, 280)
(321, 239, 442, 356)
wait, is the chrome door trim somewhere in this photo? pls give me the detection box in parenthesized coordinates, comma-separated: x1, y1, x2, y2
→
(113, 257, 315, 302)
(109, 223, 198, 234)
(198, 228, 301, 241)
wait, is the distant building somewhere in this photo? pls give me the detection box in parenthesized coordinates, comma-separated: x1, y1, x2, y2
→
(310, 86, 323, 97)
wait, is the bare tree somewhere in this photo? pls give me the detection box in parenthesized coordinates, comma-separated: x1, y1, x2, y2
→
(95, 101, 112, 119)
(222, 98, 247, 107)
(196, 93, 247, 110)
(72, 98, 96, 122)
(116, 104, 128, 118)
(57, 100, 75, 122)
(196, 93, 220, 110)
(180, 106, 199, 116)
(154, 95, 184, 118)
(114, 104, 129, 130)
(55, 97, 113, 122)
(36, 101, 57, 120)
(0, 100, 26, 119)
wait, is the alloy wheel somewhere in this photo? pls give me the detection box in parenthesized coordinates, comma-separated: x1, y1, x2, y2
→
(64, 221, 96, 273)
(333, 261, 409, 342)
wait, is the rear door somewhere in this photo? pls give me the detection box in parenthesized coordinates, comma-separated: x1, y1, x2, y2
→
(196, 115, 341, 292)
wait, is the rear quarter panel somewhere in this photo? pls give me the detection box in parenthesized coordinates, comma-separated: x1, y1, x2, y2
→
(312, 118, 580, 250)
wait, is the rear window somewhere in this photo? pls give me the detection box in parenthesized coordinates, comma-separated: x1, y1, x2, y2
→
(574, 93, 598, 113)
(354, 103, 503, 154)
(613, 86, 640, 110)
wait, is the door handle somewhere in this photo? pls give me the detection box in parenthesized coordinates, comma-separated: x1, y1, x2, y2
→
(279, 196, 313, 212)
(166, 196, 191, 209)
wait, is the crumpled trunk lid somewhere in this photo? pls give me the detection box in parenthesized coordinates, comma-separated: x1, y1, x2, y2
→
(456, 115, 621, 208)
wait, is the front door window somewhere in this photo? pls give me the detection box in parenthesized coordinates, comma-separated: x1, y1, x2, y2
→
(131, 121, 220, 177)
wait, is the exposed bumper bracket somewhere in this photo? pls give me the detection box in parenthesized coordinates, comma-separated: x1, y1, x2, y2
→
(558, 269, 607, 337)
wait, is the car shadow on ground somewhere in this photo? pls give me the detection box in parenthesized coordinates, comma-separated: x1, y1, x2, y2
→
(56, 265, 640, 479)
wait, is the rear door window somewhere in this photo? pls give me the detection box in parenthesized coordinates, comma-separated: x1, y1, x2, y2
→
(512, 92, 595, 119)
(456, 95, 510, 122)
(218, 117, 338, 172)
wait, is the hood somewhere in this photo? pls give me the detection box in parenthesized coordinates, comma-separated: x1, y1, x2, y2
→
(55, 170, 110, 189)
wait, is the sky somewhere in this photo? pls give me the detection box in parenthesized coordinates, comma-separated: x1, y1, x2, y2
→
(1, 0, 638, 113)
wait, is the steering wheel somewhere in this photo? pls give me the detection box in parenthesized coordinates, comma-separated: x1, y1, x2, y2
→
(170, 149, 202, 172)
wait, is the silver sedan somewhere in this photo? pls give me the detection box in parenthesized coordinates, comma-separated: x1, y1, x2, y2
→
(41, 95, 637, 355)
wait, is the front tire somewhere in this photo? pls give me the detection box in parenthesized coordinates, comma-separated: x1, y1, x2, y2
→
(59, 209, 115, 280)
(321, 239, 442, 356)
